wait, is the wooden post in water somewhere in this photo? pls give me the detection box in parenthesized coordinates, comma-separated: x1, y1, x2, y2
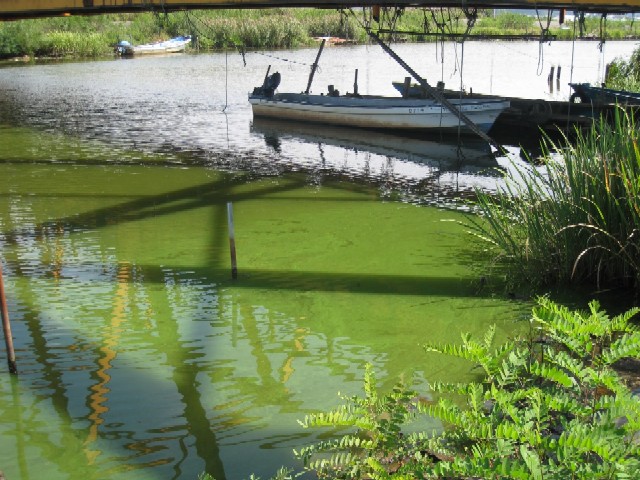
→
(227, 202, 238, 280)
(0, 261, 17, 375)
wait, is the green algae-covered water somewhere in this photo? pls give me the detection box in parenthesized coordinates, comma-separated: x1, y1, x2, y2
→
(0, 155, 532, 480)
(8, 42, 636, 479)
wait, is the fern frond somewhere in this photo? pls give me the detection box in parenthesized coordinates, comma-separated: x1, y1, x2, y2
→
(425, 399, 465, 428)
(598, 333, 640, 367)
(528, 360, 576, 388)
(297, 408, 361, 429)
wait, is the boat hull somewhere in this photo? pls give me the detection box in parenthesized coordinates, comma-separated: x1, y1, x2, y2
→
(115, 36, 191, 56)
(249, 93, 509, 134)
(569, 82, 640, 106)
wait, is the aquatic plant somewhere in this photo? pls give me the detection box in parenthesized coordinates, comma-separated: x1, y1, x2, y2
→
(198, 467, 294, 480)
(291, 298, 640, 479)
(467, 109, 640, 293)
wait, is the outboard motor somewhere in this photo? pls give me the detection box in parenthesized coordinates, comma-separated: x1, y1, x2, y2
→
(253, 72, 281, 98)
(263, 72, 281, 96)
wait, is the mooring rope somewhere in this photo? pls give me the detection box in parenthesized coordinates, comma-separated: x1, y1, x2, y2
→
(250, 51, 315, 68)
(566, 10, 578, 131)
(223, 50, 228, 112)
(598, 14, 608, 83)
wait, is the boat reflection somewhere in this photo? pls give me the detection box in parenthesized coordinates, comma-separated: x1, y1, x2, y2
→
(251, 117, 498, 178)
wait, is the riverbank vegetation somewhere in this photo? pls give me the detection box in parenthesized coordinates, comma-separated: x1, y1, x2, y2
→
(606, 45, 640, 91)
(469, 111, 640, 295)
(1, 8, 638, 59)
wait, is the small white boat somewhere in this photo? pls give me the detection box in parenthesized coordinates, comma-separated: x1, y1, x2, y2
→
(115, 36, 191, 56)
(249, 73, 509, 135)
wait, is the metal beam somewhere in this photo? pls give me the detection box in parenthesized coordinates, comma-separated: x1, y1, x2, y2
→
(1, 0, 639, 20)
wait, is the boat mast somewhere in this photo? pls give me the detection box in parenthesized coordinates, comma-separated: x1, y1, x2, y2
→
(305, 38, 326, 95)
(368, 31, 501, 151)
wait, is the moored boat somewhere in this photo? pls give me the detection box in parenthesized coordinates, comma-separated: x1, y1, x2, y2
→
(249, 73, 510, 135)
(115, 36, 191, 56)
(569, 83, 640, 105)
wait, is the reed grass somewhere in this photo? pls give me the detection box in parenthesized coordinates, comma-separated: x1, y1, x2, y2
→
(42, 31, 112, 57)
(468, 110, 640, 293)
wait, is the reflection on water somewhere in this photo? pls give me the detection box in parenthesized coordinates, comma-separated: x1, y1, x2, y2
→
(251, 117, 502, 206)
(0, 41, 635, 479)
(0, 162, 530, 480)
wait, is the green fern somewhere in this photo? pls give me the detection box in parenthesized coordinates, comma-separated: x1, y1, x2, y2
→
(285, 298, 640, 479)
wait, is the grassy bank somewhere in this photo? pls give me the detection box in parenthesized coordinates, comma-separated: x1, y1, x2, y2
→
(1, 9, 638, 59)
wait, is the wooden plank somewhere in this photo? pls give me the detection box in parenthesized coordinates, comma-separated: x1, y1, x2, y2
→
(1, 0, 639, 20)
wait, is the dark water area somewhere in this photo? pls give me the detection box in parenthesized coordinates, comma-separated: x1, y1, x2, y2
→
(0, 40, 637, 480)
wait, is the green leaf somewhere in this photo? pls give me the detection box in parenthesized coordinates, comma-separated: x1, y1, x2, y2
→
(520, 445, 543, 480)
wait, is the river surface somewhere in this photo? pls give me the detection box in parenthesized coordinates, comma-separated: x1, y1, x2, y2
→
(0, 40, 637, 480)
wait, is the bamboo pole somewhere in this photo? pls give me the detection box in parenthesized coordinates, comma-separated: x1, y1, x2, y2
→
(0, 261, 17, 375)
(227, 202, 238, 280)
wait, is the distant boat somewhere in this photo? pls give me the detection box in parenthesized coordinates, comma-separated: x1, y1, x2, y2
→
(249, 73, 509, 136)
(115, 36, 191, 56)
(569, 83, 640, 105)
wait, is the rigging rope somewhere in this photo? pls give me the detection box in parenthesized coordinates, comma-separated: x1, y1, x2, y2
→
(567, 12, 578, 131)
(598, 14, 608, 83)
(535, 8, 553, 76)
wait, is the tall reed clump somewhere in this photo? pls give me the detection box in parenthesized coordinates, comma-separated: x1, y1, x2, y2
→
(467, 110, 640, 293)
(40, 31, 112, 57)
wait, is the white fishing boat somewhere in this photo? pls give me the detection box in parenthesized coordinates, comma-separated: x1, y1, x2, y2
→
(249, 73, 509, 135)
(115, 36, 191, 56)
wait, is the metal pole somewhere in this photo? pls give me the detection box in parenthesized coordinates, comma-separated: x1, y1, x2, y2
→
(227, 202, 238, 280)
(367, 31, 501, 151)
(0, 261, 17, 375)
(305, 38, 326, 95)
(262, 64, 271, 87)
(353, 68, 359, 96)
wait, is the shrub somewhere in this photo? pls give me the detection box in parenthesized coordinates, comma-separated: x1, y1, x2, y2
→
(294, 298, 640, 479)
(606, 45, 640, 91)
